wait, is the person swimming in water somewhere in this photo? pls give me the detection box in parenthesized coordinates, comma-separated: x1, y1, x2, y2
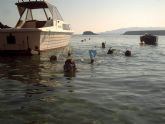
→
(89, 49, 97, 64)
(107, 47, 113, 54)
(125, 50, 131, 57)
(102, 42, 106, 48)
(63, 58, 77, 72)
(50, 55, 57, 62)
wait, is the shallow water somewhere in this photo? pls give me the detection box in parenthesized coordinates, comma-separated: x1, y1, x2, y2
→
(0, 34, 165, 124)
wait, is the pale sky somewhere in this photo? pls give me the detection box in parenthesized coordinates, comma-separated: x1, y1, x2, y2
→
(0, 0, 165, 33)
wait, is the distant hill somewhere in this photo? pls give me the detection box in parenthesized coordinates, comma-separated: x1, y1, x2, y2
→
(83, 31, 97, 35)
(101, 27, 165, 35)
(124, 30, 165, 35)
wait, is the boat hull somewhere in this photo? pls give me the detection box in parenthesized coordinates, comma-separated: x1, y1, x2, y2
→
(0, 28, 72, 55)
(140, 34, 158, 45)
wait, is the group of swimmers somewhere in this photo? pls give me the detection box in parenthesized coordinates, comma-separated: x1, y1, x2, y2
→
(107, 47, 131, 57)
(50, 41, 132, 76)
(102, 42, 131, 57)
(50, 51, 77, 75)
(81, 38, 91, 42)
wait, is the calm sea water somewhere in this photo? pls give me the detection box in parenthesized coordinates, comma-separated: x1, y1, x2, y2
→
(0, 34, 165, 124)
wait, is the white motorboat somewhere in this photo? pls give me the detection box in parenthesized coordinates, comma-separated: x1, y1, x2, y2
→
(0, 0, 73, 55)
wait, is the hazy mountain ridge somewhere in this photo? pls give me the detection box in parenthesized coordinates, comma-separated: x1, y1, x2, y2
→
(101, 27, 165, 34)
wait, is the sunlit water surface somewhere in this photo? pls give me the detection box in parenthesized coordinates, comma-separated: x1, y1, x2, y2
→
(0, 35, 165, 124)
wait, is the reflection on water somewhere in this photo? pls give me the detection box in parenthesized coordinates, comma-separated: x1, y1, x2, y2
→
(0, 35, 165, 124)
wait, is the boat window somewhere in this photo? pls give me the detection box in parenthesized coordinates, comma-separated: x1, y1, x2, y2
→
(63, 24, 70, 30)
(19, 9, 33, 21)
(19, 8, 52, 22)
(18, 7, 53, 28)
(20, 9, 28, 21)
(6, 34, 16, 44)
(26, 9, 33, 21)
(31, 8, 51, 21)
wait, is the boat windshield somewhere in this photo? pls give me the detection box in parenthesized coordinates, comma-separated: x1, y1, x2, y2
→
(15, 0, 63, 28)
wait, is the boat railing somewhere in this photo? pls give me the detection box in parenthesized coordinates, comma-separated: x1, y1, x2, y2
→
(17, 19, 53, 28)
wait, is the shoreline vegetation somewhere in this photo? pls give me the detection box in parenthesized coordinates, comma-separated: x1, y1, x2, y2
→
(123, 30, 165, 35)
(82, 29, 165, 36)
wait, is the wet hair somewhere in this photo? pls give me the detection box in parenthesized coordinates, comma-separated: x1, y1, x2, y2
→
(50, 55, 57, 61)
(107, 48, 113, 54)
(125, 50, 131, 57)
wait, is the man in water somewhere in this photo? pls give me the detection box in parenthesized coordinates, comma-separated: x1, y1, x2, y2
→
(102, 42, 106, 48)
(64, 58, 77, 72)
(125, 50, 131, 57)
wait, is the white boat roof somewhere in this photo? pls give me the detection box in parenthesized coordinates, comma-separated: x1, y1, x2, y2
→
(16, 0, 63, 21)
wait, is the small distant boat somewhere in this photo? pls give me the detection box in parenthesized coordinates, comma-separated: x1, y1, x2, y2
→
(140, 33, 158, 45)
(0, 0, 73, 55)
